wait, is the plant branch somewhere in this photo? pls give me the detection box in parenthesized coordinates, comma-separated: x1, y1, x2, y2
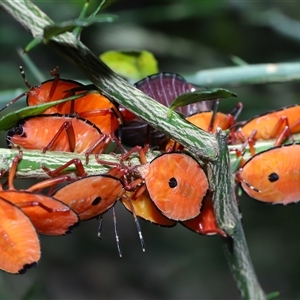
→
(208, 129, 266, 299)
(185, 62, 300, 87)
(0, 148, 158, 179)
(0, 134, 290, 179)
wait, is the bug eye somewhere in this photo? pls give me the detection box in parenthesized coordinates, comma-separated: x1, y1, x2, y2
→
(268, 172, 279, 182)
(8, 123, 26, 137)
(169, 177, 177, 188)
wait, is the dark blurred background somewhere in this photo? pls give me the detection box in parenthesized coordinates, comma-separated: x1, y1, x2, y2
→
(1, 1, 300, 299)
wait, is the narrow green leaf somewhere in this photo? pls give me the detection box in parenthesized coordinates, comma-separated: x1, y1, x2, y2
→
(44, 15, 117, 41)
(89, 0, 117, 18)
(231, 55, 249, 66)
(100, 50, 159, 81)
(0, 93, 88, 131)
(97, 0, 117, 11)
(78, 0, 90, 19)
(266, 291, 280, 300)
(24, 36, 43, 53)
(73, 0, 91, 39)
(167, 88, 237, 118)
(231, 156, 243, 173)
(74, 0, 116, 39)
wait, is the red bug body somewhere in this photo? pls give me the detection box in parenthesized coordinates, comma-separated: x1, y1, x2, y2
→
(65, 92, 121, 136)
(0, 67, 82, 114)
(26, 78, 82, 114)
(51, 175, 124, 221)
(166, 103, 241, 151)
(7, 114, 105, 154)
(0, 67, 121, 141)
(0, 150, 79, 273)
(0, 198, 40, 274)
(118, 148, 223, 233)
(121, 190, 176, 227)
(0, 152, 79, 236)
(29, 160, 149, 255)
(0, 190, 79, 236)
(235, 104, 300, 142)
(27, 85, 121, 136)
(238, 143, 300, 204)
(186, 111, 234, 133)
(181, 193, 226, 236)
(137, 152, 209, 221)
(24, 67, 122, 136)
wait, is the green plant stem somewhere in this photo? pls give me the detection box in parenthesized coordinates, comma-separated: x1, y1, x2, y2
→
(208, 130, 265, 299)
(185, 62, 300, 87)
(0, 149, 159, 179)
(0, 136, 286, 179)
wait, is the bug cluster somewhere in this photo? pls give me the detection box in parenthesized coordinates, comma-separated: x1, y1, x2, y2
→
(0, 67, 298, 274)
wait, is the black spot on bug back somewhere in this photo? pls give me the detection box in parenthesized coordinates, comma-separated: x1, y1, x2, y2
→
(92, 197, 101, 205)
(169, 177, 178, 188)
(268, 172, 279, 182)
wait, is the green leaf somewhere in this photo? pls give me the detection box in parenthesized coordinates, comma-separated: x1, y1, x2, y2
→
(89, 0, 117, 17)
(25, 0, 117, 49)
(266, 291, 280, 300)
(44, 15, 117, 41)
(231, 156, 243, 173)
(73, 0, 91, 39)
(167, 88, 237, 118)
(24, 36, 43, 53)
(230, 55, 248, 66)
(100, 50, 159, 81)
(0, 93, 87, 131)
(97, 0, 117, 11)
(74, 0, 117, 39)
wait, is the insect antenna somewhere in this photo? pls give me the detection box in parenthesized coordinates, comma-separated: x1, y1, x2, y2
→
(123, 194, 146, 253)
(97, 208, 123, 257)
(112, 206, 122, 257)
(0, 67, 31, 112)
(97, 214, 103, 239)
